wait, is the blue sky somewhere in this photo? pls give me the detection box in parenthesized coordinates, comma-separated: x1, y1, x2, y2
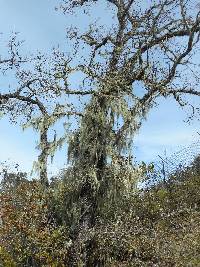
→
(0, 0, 199, 176)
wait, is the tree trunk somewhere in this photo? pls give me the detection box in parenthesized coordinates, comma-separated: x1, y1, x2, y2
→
(38, 128, 49, 187)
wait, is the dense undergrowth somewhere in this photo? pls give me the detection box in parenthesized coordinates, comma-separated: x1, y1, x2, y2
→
(0, 157, 200, 267)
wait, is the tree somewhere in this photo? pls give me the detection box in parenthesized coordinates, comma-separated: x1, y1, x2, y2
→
(55, 0, 200, 226)
(0, 36, 83, 186)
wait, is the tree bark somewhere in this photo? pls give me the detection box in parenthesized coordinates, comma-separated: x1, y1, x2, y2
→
(38, 127, 49, 187)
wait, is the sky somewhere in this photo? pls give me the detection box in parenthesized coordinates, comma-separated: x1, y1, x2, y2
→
(0, 0, 199, 176)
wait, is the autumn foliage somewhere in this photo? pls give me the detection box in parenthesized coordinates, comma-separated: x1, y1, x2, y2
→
(0, 159, 200, 266)
(0, 172, 70, 266)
